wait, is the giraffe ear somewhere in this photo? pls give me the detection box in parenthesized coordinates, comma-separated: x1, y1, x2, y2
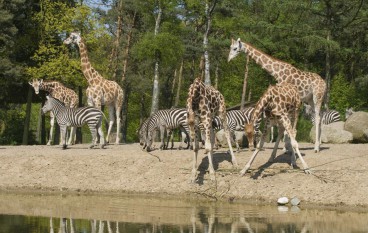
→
(237, 38, 242, 49)
(40, 79, 43, 84)
(28, 81, 33, 86)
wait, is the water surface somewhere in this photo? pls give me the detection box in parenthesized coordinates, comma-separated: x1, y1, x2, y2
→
(0, 193, 367, 233)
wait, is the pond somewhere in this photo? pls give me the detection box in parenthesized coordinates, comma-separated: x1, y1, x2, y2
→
(0, 192, 367, 233)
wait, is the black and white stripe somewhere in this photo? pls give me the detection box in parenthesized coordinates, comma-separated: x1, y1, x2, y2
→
(42, 96, 105, 149)
(145, 108, 189, 151)
(311, 110, 341, 125)
(204, 108, 261, 150)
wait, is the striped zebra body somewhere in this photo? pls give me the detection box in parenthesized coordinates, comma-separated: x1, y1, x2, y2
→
(42, 96, 105, 149)
(210, 108, 261, 151)
(145, 108, 189, 151)
(311, 110, 340, 125)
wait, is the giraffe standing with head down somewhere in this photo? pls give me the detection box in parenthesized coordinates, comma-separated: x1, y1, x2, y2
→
(241, 83, 311, 176)
(29, 79, 78, 146)
(63, 32, 124, 144)
(228, 38, 326, 153)
(187, 77, 238, 183)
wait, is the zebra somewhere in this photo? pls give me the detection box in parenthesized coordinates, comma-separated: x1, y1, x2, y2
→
(41, 96, 106, 149)
(202, 108, 261, 151)
(304, 104, 340, 125)
(145, 108, 190, 152)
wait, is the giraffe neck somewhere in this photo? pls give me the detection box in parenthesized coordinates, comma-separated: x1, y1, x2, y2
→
(242, 42, 289, 82)
(76, 39, 101, 85)
(251, 90, 270, 124)
(40, 82, 57, 94)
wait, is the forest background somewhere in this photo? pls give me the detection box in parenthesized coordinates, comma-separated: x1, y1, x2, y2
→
(0, 0, 367, 145)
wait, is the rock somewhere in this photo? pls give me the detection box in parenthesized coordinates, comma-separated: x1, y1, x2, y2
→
(277, 197, 289, 205)
(344, 111, 368, 143)
(215, 129, 245, 148)
(310, 121, 353, 144)
(290, 197, 300, 206)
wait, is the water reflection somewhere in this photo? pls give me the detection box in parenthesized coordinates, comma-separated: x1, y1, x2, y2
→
(0, 193, 367, 233)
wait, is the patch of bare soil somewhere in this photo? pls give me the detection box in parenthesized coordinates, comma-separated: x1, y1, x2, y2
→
(0, 142, 367, 208)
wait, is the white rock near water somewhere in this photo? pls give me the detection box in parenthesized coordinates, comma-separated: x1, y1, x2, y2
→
(277, 197, 289, 205)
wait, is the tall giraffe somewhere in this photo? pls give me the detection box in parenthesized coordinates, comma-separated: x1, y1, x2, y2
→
(228, 38, 326, 153)
(241, 83, 311, 176)
(29, 79, 78, 146)
(64, 32, 124, 144)
(187, 77, 237, 183)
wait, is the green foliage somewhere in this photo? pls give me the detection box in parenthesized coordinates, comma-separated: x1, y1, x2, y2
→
(329, 74, 364, 114)
(0, 105, 37, 145)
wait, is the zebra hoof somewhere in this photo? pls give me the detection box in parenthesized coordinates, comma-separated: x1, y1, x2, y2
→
(89, 145, 95, 149)
(100, 144, 105, 149)
(62, 144, 67, 150)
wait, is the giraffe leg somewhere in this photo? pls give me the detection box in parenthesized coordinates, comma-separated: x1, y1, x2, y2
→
(188, 114, 199, 183)
(313, 102, 322, 153)
(106, 105, 115, 144)
(207, 128, 216, 181)
(47, 111, 55, 146)
(219, 111, 238, 167)
(240, 135, 264, 176)
(115, 104, 122, 144)
(269, 126, 284, 163)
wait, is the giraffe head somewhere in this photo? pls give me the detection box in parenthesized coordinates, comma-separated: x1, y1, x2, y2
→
(228, 38, 244, 62)
(29, 79, 43, 94)
(63, 32, 81, 45)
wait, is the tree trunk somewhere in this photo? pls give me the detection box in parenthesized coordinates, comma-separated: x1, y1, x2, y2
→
(75, 86, 83, 144)
(203, 2, 211, 86)
(120, 11, 136, 142)
(214, 64, 219, 89)
(121, 85, 130, 143)
(171, 69, 177, 106)
(22, 86, 33, 145)
(150, 3, 162, 115)
(109, 0, 123, 81)
(174, 60, 184, 107)
(240, 55, 250, 110)
(324, 30, 331, 110)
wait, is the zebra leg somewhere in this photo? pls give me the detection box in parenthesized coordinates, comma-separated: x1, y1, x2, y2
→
(159, 125, 166, 150)
(60, 125, 67, 149)
(88, 124, 98, 149)
(219, 111, 238, 167)
(67, 126, 76, 145)
(47, 111, 55, 146)
(97, 120, 105, 149)
(106, 105, 115, 144)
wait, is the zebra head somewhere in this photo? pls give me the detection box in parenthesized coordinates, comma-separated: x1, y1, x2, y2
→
(42, 95, 54, 114)
(63, 32, 81, 45)
(29, 79, 43, 94)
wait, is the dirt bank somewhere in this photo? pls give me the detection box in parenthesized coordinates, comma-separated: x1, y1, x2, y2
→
(0, 142, 367, 208)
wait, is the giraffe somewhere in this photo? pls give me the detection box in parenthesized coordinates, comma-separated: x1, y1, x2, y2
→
(63, 32, 124, 144)
(241, 83, 311, 176)
(29, 79, 78, 146)
(228, 38, 326, 153)
(186, 77, 238, 183)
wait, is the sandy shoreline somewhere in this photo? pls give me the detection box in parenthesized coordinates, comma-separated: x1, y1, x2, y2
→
(0, 143, 368, 209)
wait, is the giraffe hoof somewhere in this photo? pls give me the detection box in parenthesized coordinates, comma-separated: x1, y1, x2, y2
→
(304, 169, 312, 174)
(62, 144, 67, 150)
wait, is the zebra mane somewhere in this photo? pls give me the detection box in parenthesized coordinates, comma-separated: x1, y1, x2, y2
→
(47, 95, 65, 106)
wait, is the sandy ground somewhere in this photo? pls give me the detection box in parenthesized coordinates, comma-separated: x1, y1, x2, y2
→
(0, 142, 367, 208)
